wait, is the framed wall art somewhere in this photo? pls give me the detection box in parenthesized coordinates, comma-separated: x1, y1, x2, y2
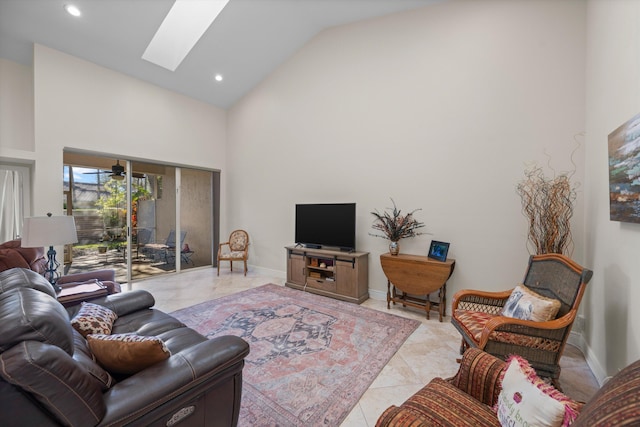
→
(609, 112, 640, 223)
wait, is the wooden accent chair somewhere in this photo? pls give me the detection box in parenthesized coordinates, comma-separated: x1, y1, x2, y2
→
(217, 230, 249, 276)
(451, 253, 593, 382)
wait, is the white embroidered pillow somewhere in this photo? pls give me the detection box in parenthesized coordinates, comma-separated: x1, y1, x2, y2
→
(70, 302, 118, 338)
(501, 284, 561, 322)
(496, 356, 581, 427)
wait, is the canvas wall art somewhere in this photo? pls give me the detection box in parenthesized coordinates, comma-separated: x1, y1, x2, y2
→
(609, 112, 640, 223)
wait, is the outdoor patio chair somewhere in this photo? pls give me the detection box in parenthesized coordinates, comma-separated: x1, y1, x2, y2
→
(142, 230, 186, 264)
(218, 230, 249, 276)
(451, 253, 593, 383)
(134, 228, 152, 259)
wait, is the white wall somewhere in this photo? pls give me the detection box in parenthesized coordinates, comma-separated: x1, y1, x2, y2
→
(0, 58, 34, 153)
(584, 0, 640, 382)
(31, 45, 227, 227)
(228, 0, 587, 301)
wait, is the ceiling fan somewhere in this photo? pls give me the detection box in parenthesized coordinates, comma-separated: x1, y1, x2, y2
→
(84, 160, 146, 180)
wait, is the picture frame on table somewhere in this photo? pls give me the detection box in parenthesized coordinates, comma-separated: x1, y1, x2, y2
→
(428, 240, 450, 262)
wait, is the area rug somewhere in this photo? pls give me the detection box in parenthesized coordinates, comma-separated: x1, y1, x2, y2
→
(170, 284, 420, 427)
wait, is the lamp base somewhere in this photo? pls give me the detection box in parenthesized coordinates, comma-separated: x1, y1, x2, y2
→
(44, 245, 62, 292)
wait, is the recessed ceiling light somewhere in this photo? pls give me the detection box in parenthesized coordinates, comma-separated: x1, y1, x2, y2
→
(214, 74, 223, 82)
(64, 4, 81, 17)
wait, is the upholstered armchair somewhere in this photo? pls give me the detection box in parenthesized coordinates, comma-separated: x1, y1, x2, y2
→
(217, 230, 249, 276)
(0, 238, 47, 273)
(377, 347, 640, 427)
(451, 253, 593, 382)
(0, 239, 120, 295)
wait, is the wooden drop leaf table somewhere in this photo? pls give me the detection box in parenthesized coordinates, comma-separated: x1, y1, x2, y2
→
(380, 253, 455, 321)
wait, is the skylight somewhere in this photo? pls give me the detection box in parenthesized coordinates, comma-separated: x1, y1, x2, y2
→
(142, 0, 230, 72)
(64, 4, 81, 17)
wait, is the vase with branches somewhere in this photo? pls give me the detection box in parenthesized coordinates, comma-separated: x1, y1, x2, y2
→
(370, 198, 425, 255)
(516, 166, 577, 255)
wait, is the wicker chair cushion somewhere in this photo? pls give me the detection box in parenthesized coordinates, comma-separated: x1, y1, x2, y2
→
(454, 310, 562, 352)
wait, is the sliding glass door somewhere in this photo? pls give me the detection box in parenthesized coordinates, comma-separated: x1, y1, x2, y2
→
(64, 152, 216, 285)
(179, 168, 214, 271)
(129, 161, 177, 280)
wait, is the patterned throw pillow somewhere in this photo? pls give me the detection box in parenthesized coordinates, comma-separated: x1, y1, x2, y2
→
(87, 334, 171, 375)
(70, 302, 118, 338)
(501, 284, 561, 322)
(496, 355, 581, 427)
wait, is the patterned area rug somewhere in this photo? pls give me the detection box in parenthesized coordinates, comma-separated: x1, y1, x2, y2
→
(171, 284, 420, 426)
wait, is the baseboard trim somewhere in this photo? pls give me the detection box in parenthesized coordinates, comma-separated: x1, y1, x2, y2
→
(568, 331, 608, 386)
(246, 265, 286, 280)
(368, 288, 386, 301)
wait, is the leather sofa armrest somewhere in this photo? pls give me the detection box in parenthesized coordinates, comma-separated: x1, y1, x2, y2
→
(58, 269, 121, 294)
(447, 348, 506, 407)
(66, 290, 156, 318)
(100, 336, 250, 426)
(58, 269, 116, 284)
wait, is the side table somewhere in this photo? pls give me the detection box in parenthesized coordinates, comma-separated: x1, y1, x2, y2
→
(380, 253, 455, 321)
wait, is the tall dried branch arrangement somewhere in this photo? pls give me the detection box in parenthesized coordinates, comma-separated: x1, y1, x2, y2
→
(516, 167, 576, 255)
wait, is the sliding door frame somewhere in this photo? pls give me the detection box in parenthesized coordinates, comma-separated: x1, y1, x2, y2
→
(63, 149, 218, 288)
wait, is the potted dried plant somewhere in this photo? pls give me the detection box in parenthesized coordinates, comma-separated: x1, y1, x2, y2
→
(516, 166, 577, 255)
(370, 199, 425, 255)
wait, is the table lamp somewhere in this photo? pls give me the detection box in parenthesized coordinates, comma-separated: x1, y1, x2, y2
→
(21, 213, 78, 291)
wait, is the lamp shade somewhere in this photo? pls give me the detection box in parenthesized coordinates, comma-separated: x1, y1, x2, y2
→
(22, 215, 78, 248)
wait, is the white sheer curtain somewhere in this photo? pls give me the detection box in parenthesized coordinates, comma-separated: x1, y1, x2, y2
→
(0, 169, 23, 242)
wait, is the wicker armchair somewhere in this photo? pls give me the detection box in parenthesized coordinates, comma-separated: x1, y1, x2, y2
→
(451, 253, 593, 382)
(217, 229, 249, 276)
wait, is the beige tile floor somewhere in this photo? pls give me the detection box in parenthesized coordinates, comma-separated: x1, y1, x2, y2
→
(130, 267, 600, 427)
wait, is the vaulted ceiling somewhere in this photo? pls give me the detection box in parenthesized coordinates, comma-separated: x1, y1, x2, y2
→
(0, 0, 441, 109)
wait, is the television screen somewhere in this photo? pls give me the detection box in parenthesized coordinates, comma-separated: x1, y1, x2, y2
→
(295, 203, 356, 251)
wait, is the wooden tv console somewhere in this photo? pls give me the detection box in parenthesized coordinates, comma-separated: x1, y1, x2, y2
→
(285, 246, 369, 304)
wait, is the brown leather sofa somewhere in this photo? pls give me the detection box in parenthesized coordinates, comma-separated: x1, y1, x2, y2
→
(0, 238, 121, 294)
(0, 268, 250, 426)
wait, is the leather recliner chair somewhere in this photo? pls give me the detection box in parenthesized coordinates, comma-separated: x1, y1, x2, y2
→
(0, 268, 250, 426)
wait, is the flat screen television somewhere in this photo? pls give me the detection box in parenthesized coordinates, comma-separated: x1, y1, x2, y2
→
(295, 203, 356, 251)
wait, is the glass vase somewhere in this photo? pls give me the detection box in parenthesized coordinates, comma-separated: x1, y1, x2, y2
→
(389, 241, 399, 255)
